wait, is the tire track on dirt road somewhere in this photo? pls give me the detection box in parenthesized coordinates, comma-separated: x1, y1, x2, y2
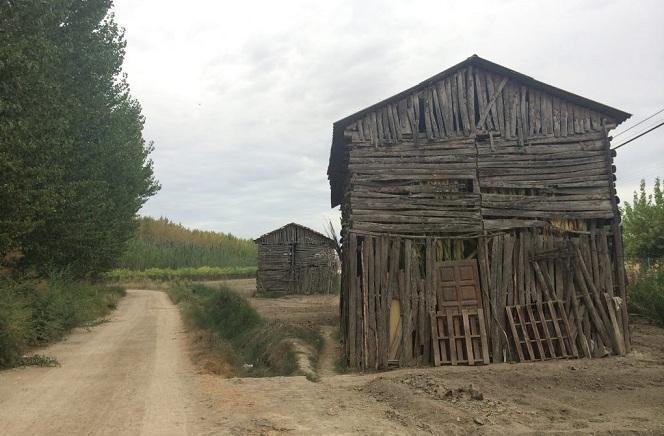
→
(0, 290, 207, 435)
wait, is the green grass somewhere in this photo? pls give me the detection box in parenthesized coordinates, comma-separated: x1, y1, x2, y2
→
(628, 266, 664, 326)
(0, 275, 125, 368)
(104, 266, 257, 282)
(167, 283, 323, 377)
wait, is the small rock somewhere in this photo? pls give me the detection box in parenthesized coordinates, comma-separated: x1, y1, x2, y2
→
(456, 417, 461, 422)
(470, 389, 484, 401)
(474, 416, 486, 426)
(570, 365, 578, 371)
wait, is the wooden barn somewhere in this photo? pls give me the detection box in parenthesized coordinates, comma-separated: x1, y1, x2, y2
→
(327, 55, 632, 370)
(255, 223, 339, 294)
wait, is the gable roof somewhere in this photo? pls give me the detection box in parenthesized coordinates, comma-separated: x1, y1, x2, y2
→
(327, 54, 631, 207)
(254, 222, 334, 245)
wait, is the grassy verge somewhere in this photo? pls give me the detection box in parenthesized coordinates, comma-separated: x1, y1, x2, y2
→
(628, 266, 664, 325)
(0, 275, 125, 368)
(105, 266, 256, 282)
(168, 283, 323, 377)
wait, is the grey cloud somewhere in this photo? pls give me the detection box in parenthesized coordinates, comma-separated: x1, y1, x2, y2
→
(113, 0, 664, 238)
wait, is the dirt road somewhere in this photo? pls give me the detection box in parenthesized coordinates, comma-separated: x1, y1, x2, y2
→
(2, 286, 663, 435)
(0, 290, 210, 435)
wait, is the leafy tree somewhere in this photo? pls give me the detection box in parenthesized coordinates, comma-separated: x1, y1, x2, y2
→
(0, 0, 159, 277)
(622, 178, 664, 260)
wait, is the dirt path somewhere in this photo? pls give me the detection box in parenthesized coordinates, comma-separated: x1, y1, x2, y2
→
(0, 290, 213, 436)
(2, 285, 663, 435)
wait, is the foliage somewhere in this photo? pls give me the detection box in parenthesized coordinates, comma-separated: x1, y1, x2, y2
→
(118, 217, 256, 270)
(0, 275, 125, 368)
(18, 354, 60, 367)
(105, 266, 257, 282)
(167, 283, 322, 377)
(628, 266, 664, 326)
(0, 0, 159, 277)
(622, 178, 664, 261)
(179, 283, 261, 341)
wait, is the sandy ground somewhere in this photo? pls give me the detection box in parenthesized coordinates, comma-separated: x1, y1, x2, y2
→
(1, 283, 663, 435)
(0, 290, 214, 435)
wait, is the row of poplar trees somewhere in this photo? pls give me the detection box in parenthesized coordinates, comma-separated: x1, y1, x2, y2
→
(0, 0, 159, 277)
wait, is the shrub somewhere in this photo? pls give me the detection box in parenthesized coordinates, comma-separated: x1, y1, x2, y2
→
(628, 267, 664, 326)
(0, 276, 125, 368)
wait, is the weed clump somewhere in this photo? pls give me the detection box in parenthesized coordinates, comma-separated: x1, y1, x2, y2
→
(168, 283, 323, 377)
(18, 354, 60, 367)
(0, 275, 125, 368)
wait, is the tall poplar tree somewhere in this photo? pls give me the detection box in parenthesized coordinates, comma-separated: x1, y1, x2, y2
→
(0, 0, 159, 277)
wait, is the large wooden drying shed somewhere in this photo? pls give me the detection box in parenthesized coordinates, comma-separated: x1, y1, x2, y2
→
(255, 223, 339, 294)
(328, 55, 632, 370)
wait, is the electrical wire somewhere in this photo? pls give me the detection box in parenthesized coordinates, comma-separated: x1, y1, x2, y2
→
(613, 106, 664, 138)
(612, 120, 664, 150)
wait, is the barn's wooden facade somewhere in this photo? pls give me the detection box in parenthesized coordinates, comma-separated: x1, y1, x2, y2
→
(328, 55, 632, 369)
(255, 223, 339, 294)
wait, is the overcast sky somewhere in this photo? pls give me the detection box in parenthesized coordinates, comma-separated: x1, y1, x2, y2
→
(112, 0, 664, 239)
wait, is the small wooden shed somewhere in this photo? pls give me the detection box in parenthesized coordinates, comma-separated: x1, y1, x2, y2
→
(255, 223, 339, 294)
(328, 55, 632, 369)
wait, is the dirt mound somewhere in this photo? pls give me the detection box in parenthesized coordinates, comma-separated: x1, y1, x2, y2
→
(364, 374, 528, 434)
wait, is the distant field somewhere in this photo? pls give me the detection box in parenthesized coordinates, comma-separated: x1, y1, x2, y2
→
(119, 216, 256, 270)
(105, 266, 257, 282)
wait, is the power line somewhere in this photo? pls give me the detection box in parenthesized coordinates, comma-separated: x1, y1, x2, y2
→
(612, 120, 664, 150)
(613, 106, 664, 138)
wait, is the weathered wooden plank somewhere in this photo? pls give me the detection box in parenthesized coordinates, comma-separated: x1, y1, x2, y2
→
(476, 309, 491, 364)
(516, 305, 536, 360)
(431, 84, 447, 137)
(475, 70, 490, 130)
(466, 66, 476, 134)
(546, 301, 567, 357)
(456, 71, 471, 135)
(447, 313, 458, 365)
(552, 96, 561, 137)
(604, 293, 626, 356)
(505, 307, 525, 361)
(525, 303, 546, 359)
(535, 302, 556, 357)
(490, 235, 504, 361)
(348, 233, 358, 366)
(366, 237, 377, 368)
(462, 309, 474, 365)
(361, 238, 370, 368)
(450, 73, 462, 136)
(542, 93, 554, 136)
(431, 311, 441, 366)
(484, 73, 503, 132)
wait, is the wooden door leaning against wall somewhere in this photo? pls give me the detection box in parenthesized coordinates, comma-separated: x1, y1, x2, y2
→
(436, 259, 483, 314)
(431, 259, 490, 365)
